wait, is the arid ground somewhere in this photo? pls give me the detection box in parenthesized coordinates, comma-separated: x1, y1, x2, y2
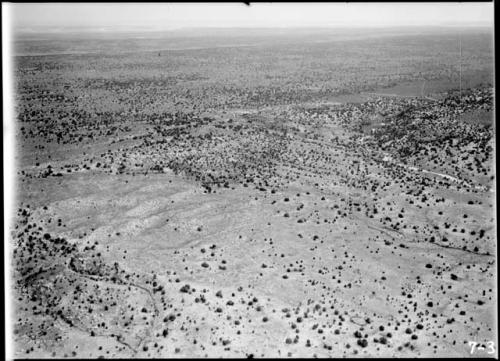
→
(8, 27, 496, 358)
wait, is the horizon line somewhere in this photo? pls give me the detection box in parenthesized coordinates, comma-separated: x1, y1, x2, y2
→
(13, 22, 494, 34)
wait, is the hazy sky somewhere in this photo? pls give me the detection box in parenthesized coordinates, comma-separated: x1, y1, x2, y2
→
(5, 2, 494, 32)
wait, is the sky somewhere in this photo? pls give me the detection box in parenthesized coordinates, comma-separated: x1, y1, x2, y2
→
(5, 2, 494, 32)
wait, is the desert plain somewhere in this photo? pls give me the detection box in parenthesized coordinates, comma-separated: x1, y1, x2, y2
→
(7, 27, 497, 358)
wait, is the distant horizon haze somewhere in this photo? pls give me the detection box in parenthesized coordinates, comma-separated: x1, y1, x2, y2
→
(4, 3, 494, 34)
